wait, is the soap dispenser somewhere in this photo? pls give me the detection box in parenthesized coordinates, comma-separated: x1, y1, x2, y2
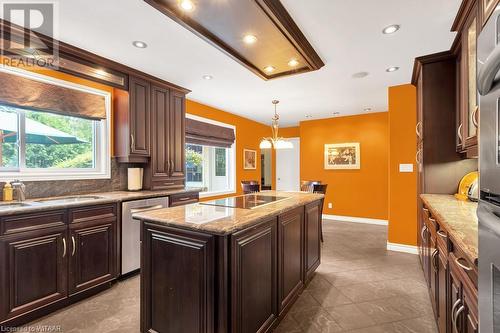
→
(3, 182, 13, 201)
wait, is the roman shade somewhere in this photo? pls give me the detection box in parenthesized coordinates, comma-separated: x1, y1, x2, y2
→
(0, 70, 107, 120)
(186, 118, 235, 148)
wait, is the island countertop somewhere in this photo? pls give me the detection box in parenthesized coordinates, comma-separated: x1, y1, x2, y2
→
(421, 194, 478, 264)
(133, 191, 324, 236)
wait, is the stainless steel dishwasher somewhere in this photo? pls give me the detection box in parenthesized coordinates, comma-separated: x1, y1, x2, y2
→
(121, 197, 168, 275)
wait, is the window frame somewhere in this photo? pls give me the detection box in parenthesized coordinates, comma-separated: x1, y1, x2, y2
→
(185, 114, 236, 198)
(0, 66, 111, 181)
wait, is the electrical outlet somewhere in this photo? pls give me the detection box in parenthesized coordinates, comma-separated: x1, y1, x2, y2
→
(328, 203, 333, 209)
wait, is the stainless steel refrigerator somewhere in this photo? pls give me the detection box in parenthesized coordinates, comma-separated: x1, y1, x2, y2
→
(478, 5, 500, 332)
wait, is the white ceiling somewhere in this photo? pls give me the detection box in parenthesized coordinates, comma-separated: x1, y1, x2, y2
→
(15, 0, 462, 126)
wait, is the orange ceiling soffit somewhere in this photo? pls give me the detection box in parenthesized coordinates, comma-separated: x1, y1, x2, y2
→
(144, 0, 325, 80)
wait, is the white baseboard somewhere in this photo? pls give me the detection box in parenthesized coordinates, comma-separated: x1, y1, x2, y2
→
(386, 242, 418, 255)
(322, 214, 388, 226)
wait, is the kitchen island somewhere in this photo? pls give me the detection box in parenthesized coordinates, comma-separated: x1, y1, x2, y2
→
(133, 191, 324, 333)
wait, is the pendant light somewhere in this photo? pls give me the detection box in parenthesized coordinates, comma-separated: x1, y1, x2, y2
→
(260, 100, 293, 149)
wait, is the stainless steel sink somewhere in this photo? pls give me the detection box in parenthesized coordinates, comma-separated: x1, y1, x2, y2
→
(35, 195, 104, 204)
(0, 202, 33, 210)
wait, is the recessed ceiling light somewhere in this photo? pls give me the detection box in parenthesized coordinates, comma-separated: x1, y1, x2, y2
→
(352, 71, 369, 79)
(305, 115, 313, 118)
(180, 0, 195, 11)
(333, 112, 340, 115)
(364, 107, 372, 112)
(264, 66, 275, 73)
(243, 34, 257, 44)
(132, 41, 147, 48)
(382, 24, 400, 34)
(202, 75, 213, 80)
(288, 59, 299, 67)
(386, 66, 400, 72)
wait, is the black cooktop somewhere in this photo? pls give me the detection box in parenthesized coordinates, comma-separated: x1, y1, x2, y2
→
(200, 194, 287, 209)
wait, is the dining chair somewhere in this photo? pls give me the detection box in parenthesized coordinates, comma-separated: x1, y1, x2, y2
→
(300, 180, 321, 192)
(313, 184, 328, 242)
(242, 183, 260, 194)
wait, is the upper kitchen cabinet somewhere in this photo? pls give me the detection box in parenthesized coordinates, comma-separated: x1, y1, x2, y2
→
(114, 76, 151, 163)
(453, 0, 480, 157)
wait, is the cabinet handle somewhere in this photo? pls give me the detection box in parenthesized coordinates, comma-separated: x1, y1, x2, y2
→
(455, 257, 473, 271)
(420, 226, 427, 239)
(416, 121, 422, 139)
(62, 238, 67, 258)
(458, 123, 463, 144)
(415, 149, 422, 164)
(437, 230, 447, 238)
(451, 299, 461, 333)
(431, 249, 438, 270)
(472, 106, 479, 128)
(167, 159, 171, 174)
(177, 197, 192, 202)
(170, 159, 174, 173)
(71, 236, 76, 256)
(130, 134, 135, 149)
(453, 305, 465, 333)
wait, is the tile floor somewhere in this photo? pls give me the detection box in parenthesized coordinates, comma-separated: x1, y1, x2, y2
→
(28, 220, 437, 333)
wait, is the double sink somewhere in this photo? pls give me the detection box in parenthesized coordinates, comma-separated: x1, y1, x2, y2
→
(0, 195, 104, 211)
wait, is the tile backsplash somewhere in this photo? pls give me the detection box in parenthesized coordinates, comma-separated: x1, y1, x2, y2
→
(1, 159, 130, 200)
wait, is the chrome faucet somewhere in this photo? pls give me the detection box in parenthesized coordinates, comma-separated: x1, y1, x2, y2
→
(11, 180, 26, 202)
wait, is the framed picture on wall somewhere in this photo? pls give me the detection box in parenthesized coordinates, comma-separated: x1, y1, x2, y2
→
(324, 143, 360, 169)
(243, 149, 257, 169)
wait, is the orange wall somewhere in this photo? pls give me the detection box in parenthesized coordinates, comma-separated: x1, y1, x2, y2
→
(186, 100, 273, 200)
(388, 84, 417, 246)
(279, 126, 300, 138)
(300, 113, 389, 219)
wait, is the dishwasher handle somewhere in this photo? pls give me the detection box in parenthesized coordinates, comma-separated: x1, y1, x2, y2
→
(130, 204, 165, 214)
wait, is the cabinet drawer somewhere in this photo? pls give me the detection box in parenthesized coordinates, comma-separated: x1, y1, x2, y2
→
(422, 206, 437, 236)
(69, 204, 117, 224)
(435, 225, 448, 255)
(151, 178, 184, 190)
(0, 210, 67, 236)
(170, 192, 199, 207)
(451, 245, 478, 288)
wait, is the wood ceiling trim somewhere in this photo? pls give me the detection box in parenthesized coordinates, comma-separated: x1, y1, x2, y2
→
(144, 0, 324, 80)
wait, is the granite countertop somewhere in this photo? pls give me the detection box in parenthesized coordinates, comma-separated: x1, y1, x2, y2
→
(421, 194, 478, 265)
(133, 191, 324, 236)
(0, 188, 201, 217)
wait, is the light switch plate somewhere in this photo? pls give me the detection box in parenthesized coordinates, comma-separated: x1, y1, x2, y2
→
(399, 164, 414, 173)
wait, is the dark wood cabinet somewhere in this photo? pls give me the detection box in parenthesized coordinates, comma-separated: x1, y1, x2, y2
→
(114, 76, 151, 163)
(231, 218, 278, 333)
(304, 201, 321, 282)
(141, 224, 214, 333)
(170, 91, 186, 178)
(0, 204, 118, 327)
(430, 236, 438, 315)
(144, 85, 186, 190)
(278, 207, 304, 314)
(437, 246, 448, 333)
(68, 218, 116, 295)
(0, 226, 68, 322)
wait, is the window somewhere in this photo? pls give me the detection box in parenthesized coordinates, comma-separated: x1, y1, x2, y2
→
(0, 70, 110, 180)
(185, 116, 235, 197)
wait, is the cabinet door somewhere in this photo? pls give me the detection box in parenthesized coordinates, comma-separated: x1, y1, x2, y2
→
(429, 236, 438, 315)
(449, 256, 464, 333)
(461, 5, 479, 149)
(231, 218, 277, 333)
(169, 91, 186, 178)
(68, 219, 116, 295)
(421, 224, 430, 286)
(304, 201, 321, 282)
(150, 84, 170, 179)
(456, 52, 465, 153)
(141, 224, 214, 333)
(437, 251, 447, 333)
(278, 207, 304, 313)
(0, 227, 68, 321)
(129, 76, 151, 156)
(463, 283, 479, 333)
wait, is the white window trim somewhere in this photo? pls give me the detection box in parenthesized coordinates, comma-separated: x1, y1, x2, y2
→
(186, 113, 236, 197)
(0, 65, 111, 181)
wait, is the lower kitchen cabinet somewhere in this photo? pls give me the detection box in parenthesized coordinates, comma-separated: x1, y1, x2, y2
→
(0, 225, 68, 322)
(231, 218, 278, 333)
(419, 203, 478, 333)
(0, 204, 118, 327)
(304, 201, 321, 282)
(68, 218, 117, 295)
